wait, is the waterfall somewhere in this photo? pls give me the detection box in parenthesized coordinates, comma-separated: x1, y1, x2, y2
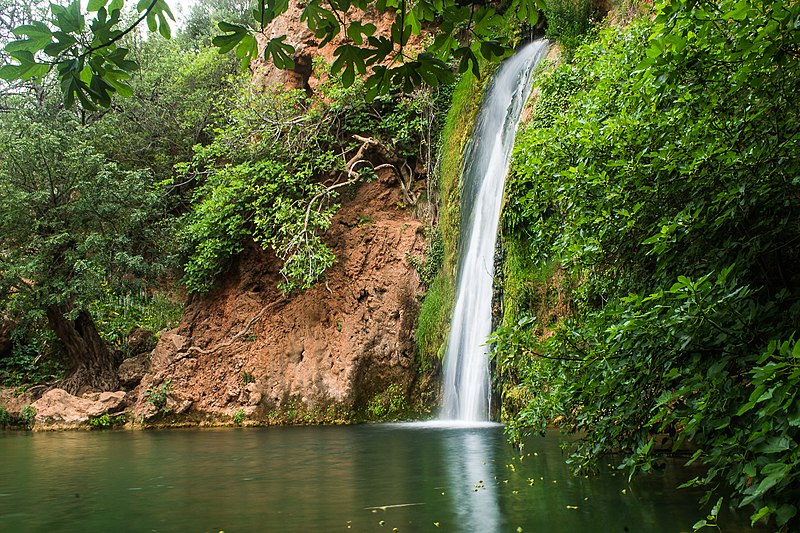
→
(441, 40, 549, 422)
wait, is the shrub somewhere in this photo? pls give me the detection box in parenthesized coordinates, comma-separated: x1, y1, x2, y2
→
(544, 0, 601, 59)
(20, 404, 36, 428)
(144, 381, 172, 413)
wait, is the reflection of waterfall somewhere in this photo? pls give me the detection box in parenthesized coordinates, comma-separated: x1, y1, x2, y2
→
(442, 40, 550, 421)
(443, 428, 501, 531)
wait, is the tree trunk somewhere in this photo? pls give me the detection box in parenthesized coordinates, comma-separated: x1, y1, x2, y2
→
(46, 305, 119, 394)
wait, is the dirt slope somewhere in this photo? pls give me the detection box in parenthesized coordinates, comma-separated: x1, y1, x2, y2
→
(133, 173, 429, 423)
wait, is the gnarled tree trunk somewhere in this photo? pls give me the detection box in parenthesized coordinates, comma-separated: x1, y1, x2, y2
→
(46, 305, 119, 394)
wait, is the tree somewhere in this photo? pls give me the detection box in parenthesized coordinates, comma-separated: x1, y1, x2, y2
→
(0, 113, 165, 393)
(179, 0, 253, 48)
(92, 38, 239, 177)
(0, 0, 543, 110)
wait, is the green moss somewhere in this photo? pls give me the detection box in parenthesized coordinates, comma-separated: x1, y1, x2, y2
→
(500, 237, 565, 329)
(364, 384, 408, 421)
(415, 71, 487, 367)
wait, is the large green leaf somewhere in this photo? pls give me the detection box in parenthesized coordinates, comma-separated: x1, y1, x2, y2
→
(263, 36, 295, 70)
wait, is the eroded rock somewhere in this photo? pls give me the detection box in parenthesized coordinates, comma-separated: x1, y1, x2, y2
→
(32, 388, 127, 428)
(126, 327, 154, 356)
(118, 352, 151, 389)
(133, 177, 427, 422)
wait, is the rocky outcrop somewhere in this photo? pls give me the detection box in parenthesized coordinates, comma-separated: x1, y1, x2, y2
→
(133, 175, 428, 423)
(117, 352, 151, 389)
(31, 388, 127, 429)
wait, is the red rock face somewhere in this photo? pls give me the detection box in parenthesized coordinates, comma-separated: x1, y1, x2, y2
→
(134, 175, 427, 422)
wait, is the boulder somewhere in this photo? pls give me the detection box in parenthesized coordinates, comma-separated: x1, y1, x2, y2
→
(32, 388, 126, 428)
(118, 352, 151, 389)
(126, 327, 154, 356)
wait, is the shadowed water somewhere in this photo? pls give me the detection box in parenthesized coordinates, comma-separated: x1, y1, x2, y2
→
(0, 425, 756, 532)
(442, 40, 550, 421)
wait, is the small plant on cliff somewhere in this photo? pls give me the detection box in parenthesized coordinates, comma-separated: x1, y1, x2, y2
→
(366, 384, 407, 420)
(241, 371, 255, 385)
(232, 409, 245, 426)
(407, 228, 444, 288)
(20, 404, 36, 428)
(88, 413, 126, 429)
(0, 406, 11, 426)
(144, 381, 172, 413)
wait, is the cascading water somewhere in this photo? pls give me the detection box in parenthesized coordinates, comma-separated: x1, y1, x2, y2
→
(441, 40, 549, 422)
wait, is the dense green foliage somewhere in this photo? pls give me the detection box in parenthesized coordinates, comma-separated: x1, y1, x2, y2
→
(1, 0, 543, 110)
(178, 72, 435, 293)
(0, 0, 233, 390)
(0, 114, 164, 316)
(542, 0, 600, 58)
(498, 0, 800, 527)
(0, 111, 170, 389)
(94, 39, 238, 177)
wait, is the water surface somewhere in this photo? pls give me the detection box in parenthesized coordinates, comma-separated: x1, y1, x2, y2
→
(0, 425, 754, 532)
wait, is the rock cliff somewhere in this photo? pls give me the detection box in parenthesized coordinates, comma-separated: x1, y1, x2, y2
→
(133, 173, 430, 423)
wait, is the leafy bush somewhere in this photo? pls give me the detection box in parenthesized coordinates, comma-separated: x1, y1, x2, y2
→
(20, 404, 36, 428)
(543, 0, 601, 58)
(90, 287, 182, 356)
(500, 1, 800, 527)
(144, 381, 172, 413)
(0, 324, 65, 387)
(88, 413, 126, 429)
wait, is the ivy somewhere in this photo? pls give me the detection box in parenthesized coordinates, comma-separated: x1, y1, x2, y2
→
(500, 0, 800, 527)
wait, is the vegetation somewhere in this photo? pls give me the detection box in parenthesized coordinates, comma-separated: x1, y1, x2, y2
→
(0, 405, 11, 426)
(0, 3, 239, 391)
(498, 0, 800, 528)
(1, 0, 543, 110)
(144, 380, 172, 413)
(0, 113, 167, 393)
(19, 404, 36, 427)
(542, 0, 600, 58)
(365, 383, 408, 420)
(178, 72, 437, 293)
(88, 412, 126, 428)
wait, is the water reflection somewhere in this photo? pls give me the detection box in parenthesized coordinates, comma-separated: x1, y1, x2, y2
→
(442, 428, 502, 531)
(0, 425, 758, 532)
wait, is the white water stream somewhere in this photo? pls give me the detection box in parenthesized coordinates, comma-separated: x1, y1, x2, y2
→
(441, 40, 549, 422)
